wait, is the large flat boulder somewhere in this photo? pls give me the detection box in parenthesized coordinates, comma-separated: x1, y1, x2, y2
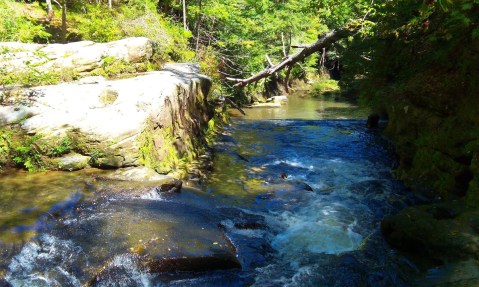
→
(0, 37, 152, 75)
(0, 63, 212, 174)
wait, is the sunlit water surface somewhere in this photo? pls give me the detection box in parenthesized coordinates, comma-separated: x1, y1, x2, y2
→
(0, 96, 420, 286)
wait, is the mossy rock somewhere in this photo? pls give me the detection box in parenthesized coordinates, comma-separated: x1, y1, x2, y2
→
(382, 200, 479, 263)
(54, 153, 90, 171)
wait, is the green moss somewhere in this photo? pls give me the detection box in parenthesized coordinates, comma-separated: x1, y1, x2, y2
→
(204, 113, 229, 146)
(88, 149, 105, 166)
(137, 113, 219, 177)
(138, 119, 180, 174)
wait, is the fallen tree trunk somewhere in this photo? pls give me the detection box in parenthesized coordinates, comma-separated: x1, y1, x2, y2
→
(227, 21, 362, 92)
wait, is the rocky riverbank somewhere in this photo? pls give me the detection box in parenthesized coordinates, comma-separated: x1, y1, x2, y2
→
(376, 44, 479, 279)
(0, 38, 216, 177)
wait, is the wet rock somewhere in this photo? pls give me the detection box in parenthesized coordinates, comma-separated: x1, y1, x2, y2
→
(366, 113, 380, 129)
(146, 255, 241, 273)
(218, 208, 267, 230)
(0, 278, 11, 287)
(104, 166, 172, 181)
(235, 152, 249, 162)
(54, 200, 239, 278)
(270, 180, 313, 192)
(87, 253, 150, 287)
(288, 180, 313, 191)
(156, 179, 182, 193)
(414, 259, 479, 287)
(83, 176, 182, 198)
(381, 199, 479, 262)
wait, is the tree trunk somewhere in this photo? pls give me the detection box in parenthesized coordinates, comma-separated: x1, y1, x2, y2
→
(46, 0, 54, 22)
(183, 0, 188, 31)
(194, 0, 202, 54)
(108, 0, 112, 9)
(61, 0, 67, 43)
(281, 32, 287, 58)
(227, 21, 362, 91)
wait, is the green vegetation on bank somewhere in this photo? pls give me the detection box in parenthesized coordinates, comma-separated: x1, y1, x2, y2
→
(340, 0, 479, 200)
(1, 0, 479, 203)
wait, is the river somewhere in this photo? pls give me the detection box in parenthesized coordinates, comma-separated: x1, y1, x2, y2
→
(0, 96, 420, 286)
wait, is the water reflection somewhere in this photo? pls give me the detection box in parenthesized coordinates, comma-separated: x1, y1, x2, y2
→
(0, 169, 106, 242)
(228, 95, 370, 120)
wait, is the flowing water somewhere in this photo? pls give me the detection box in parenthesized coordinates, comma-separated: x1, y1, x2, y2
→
(0, 96, 420, 286)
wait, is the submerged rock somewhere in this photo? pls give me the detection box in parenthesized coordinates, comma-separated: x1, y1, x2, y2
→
(57, 199, 238, 280)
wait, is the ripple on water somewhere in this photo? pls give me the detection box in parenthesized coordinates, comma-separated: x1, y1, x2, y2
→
(208, 116, 416, 286)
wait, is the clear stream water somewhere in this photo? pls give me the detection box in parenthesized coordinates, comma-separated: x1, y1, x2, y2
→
(0, 96, 422, 286)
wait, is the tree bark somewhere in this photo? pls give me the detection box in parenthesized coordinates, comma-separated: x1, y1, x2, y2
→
(46, 0, 54, 22)
(61, 0, 67, 43)
(227, 22, 362, 91)
(183, 0, 188, 31)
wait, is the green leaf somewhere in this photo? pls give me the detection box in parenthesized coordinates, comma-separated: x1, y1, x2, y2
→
(462, 3, 473, 10)
(472, 27, 479, 39)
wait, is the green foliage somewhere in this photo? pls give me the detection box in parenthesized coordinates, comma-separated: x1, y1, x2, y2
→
(0, 66, 61, 87)
(99, 56, 137, 77)
(88, 149, 104, 166)
(340, 0, 479, 109)
(71, 4, 123, 42)
(337, 0, 479, 196)
(0, 0, 50, 42)
(47, 137, 72, 157)
(309, 79, 340, 97)
(11, 134, 44, 172)
(68, 1, 193, 62)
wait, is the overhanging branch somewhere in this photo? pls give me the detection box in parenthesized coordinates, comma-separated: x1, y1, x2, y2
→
(228, 21, 363, 91)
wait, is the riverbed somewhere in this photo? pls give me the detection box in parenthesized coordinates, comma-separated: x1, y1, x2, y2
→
(0, 96, 420, 286)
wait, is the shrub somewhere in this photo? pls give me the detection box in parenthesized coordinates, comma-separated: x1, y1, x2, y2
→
(309, 79, 340, 97)
(0, 0, 50, 42)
